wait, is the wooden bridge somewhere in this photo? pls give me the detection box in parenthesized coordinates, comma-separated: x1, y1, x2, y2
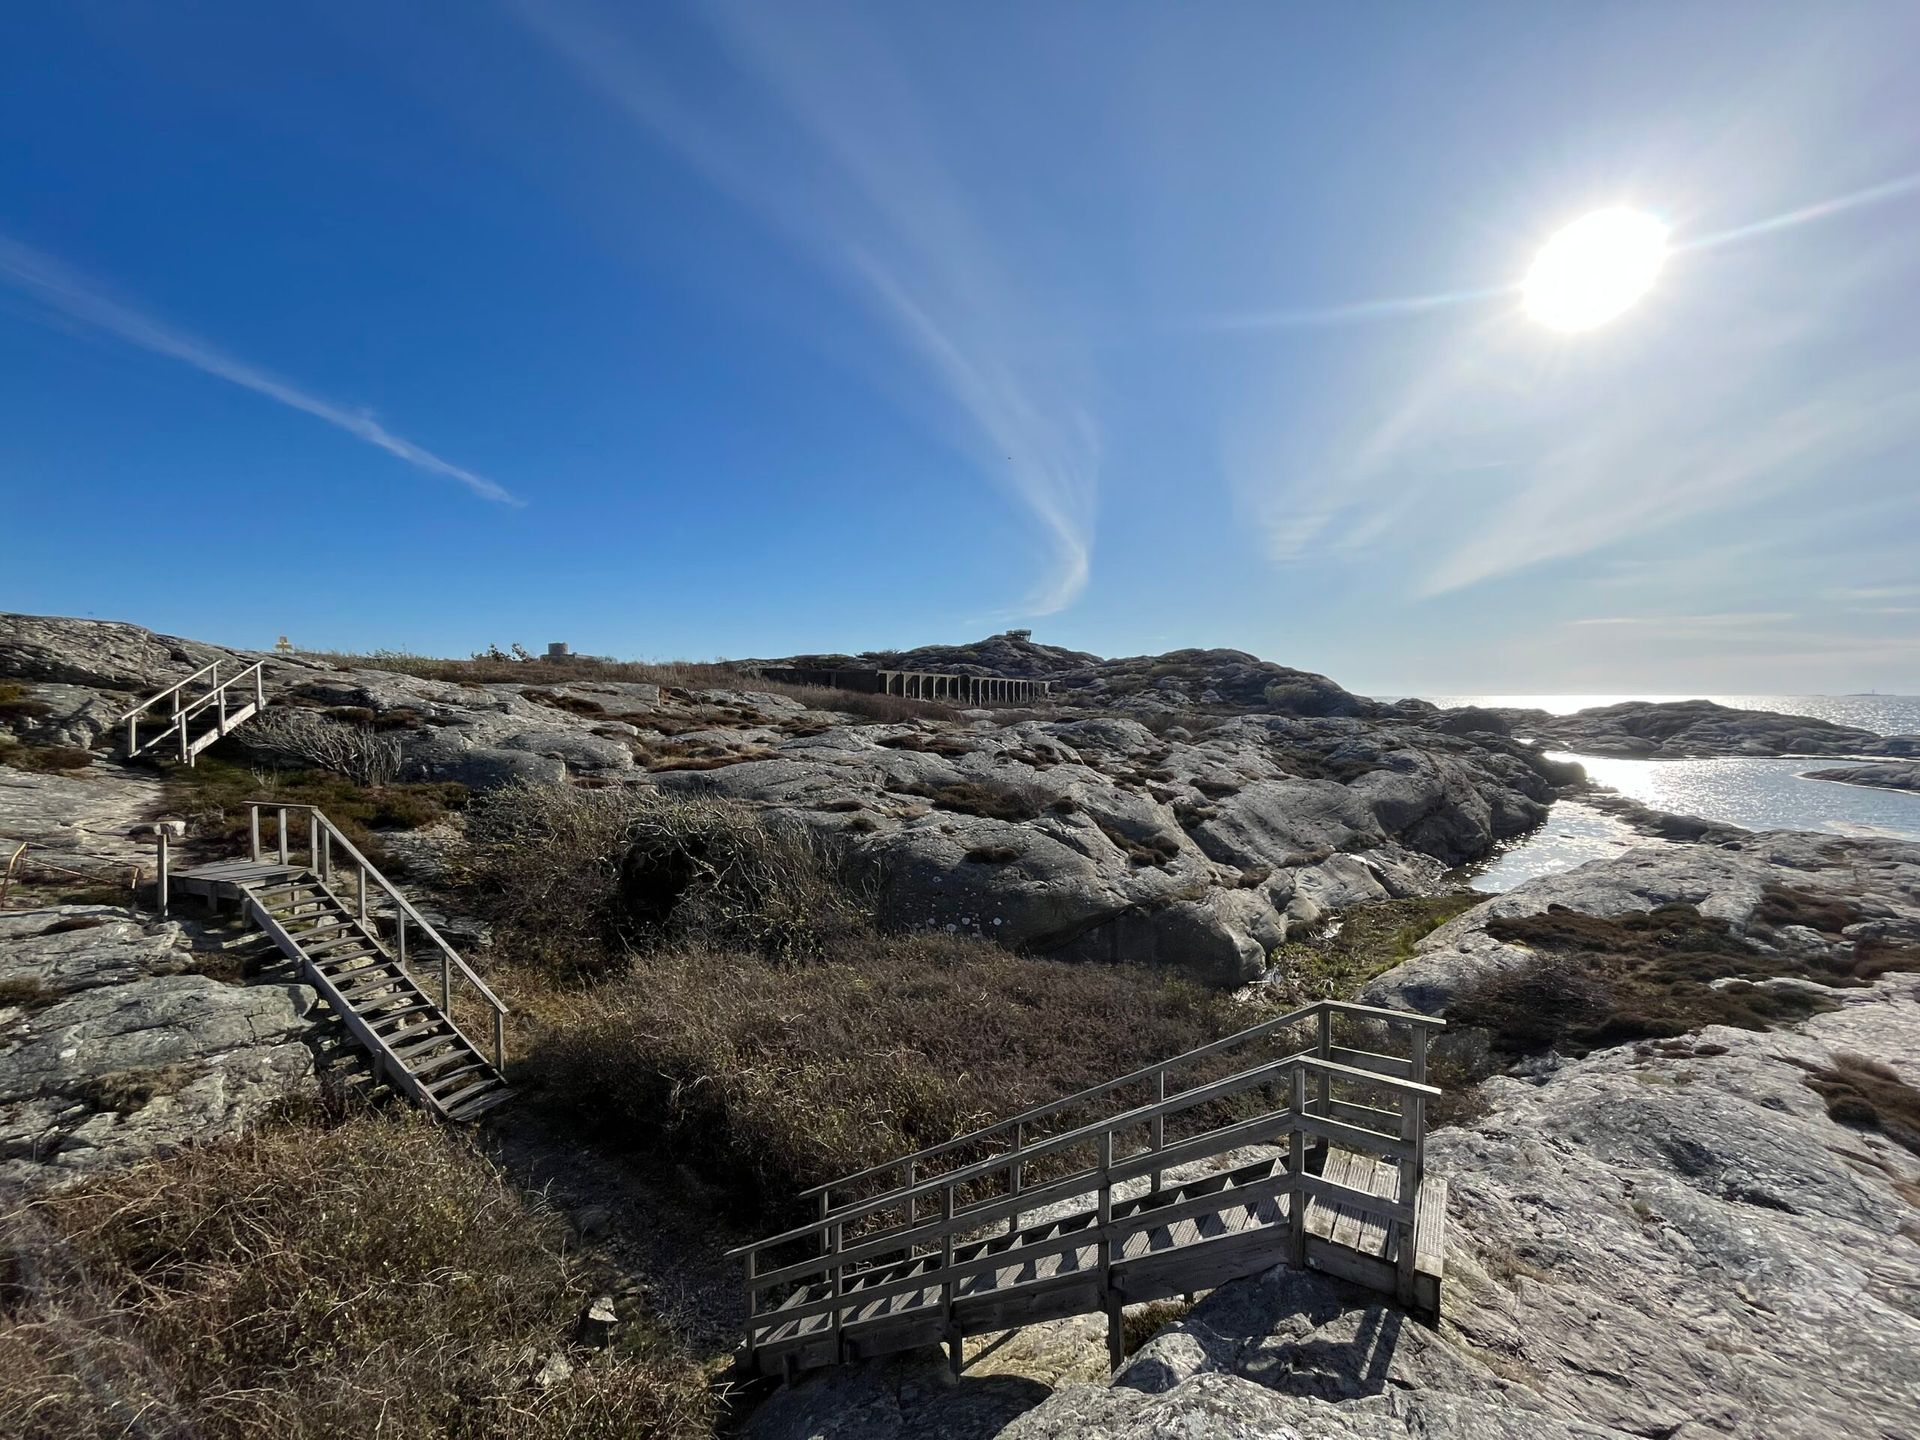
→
(165, 802, 512, 1121)
(729, 1000, 1446, 1382)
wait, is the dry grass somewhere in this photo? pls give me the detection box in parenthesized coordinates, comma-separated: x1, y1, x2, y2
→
(0, 742, 94, 773)
(164, 753, 467, 867)
(0, 1107, 714, 1440)
(1792, 1052, 1920, 1155)
(513, 933, 1250, 1226)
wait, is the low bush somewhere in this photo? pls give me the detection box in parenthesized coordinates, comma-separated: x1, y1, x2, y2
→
(1269, 894, 1482, 1003)
(0, 682, 53, 724)
(0, 1109, 714, 1440)
(897, 779, 1044, 822)
(247, 708, 404, 787)
(464, 783, 867, 974)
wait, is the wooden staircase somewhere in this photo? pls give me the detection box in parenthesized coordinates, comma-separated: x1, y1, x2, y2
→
(169, 803, 512, 1122)
(730, 1000, 1447, 1382)
(117, 659, 267, 766)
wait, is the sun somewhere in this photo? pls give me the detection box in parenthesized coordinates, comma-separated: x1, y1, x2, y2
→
(1522, 208, 1669, 331)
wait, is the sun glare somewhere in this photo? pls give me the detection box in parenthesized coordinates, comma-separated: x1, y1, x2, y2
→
(1523, 208, 1669, 331)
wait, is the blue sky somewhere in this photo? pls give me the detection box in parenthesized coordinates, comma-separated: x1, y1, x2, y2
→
(3, 3, 1917, 695)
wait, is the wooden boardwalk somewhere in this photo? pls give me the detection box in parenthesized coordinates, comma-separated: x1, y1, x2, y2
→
(730, 1000, 1447, 1380)
(170, 803, 512, 1121)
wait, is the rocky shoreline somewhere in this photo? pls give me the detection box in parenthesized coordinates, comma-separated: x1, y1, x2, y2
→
(1496, 696, 1920, 760)
(1804, 759, 1920, 793)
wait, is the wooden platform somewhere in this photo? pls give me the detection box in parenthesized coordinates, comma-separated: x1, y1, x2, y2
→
(730, 999, 1450, 1382)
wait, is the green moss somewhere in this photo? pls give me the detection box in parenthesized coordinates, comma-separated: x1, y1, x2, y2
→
(1272, 893, 1483, 1001)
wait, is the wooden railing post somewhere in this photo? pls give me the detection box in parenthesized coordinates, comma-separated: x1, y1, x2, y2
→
(828, 1218, 845, 1362)
(154, 825, 170, 918)
(1100, 1128, 1122, 1372)
(743, 1250, 760, 1372)
(1288, 1065, 1307, 1268)
(396, 911, 408, 975)
(439, 946, 451, 1016)
(492, 1008, 506, 1071)
(1149, 1067, 1166, 1194)
(254, 664, 265, 713)
(248, 805, 261, 864)
(1008, 1120, 1024, 1236)
(276, 806, 289, 865)
(356, 866, 367, 924)
(1316, 1005, 1333, 1119)
(941, 1183, 961, 1378)
(307, 812, 321, 875)
(1396, 1088, 1422, 1305)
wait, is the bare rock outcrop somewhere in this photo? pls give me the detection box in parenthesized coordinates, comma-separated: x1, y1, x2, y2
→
(2, 611, 1578, 986)
(0, 907, 320, 1189)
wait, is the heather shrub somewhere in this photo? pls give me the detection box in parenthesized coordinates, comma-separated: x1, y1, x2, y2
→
(463, 782, 868, 973)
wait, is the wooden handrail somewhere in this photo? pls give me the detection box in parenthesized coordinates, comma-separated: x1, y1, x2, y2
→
(728, 1050, 1436, 1263)
(119, 660, 268, 764)
(115, 660, 223, 723)
(245, 801, 506, 1015)
(734, 1043, 1440, 1357)
(244, 801, 507, 1071)
(797, 998, 1442, 1207)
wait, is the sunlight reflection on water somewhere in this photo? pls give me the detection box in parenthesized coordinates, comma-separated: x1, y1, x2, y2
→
(1470, 752, 1920, 892)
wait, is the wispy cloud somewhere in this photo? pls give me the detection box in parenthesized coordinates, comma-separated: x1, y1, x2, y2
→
(1570, 612, 1796, 628)
(1827, 584, 1920, 602)
(0, 235, 517, 505)
(509, 0, 1096, 614)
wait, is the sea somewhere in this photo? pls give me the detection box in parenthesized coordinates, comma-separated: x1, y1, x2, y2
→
(1405, 694, 1920, 892)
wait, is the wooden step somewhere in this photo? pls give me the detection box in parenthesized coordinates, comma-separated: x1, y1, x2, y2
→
(305, 932, 378, 958)
(315, 952, 383, 975)
(391, 1030, 463, 1064)
(433, 1078, 503, 1113)
(333, 968, 411, 1000)
(279, 918, 356, 939)
(364, 999, 436, 1027)
(446, 1086, 515, 1123)
(379, 1014, 448, 1049)
(421, 1062, 490, 1093)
